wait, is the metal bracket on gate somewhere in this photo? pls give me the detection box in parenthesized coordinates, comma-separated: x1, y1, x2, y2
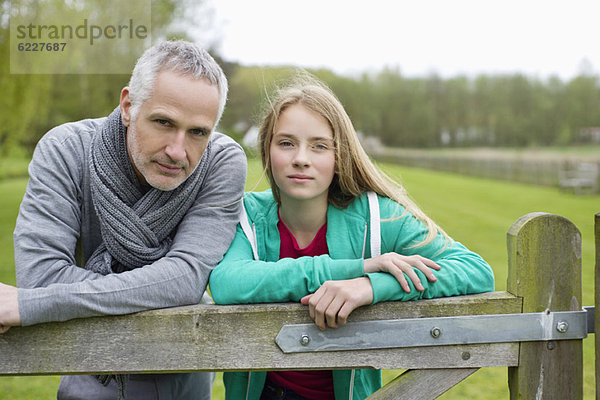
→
(275, 307, 594, 353)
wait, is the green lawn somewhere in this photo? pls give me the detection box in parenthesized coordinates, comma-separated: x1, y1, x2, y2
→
(0, 158, 597, 399)
(0, 157, 30, 181)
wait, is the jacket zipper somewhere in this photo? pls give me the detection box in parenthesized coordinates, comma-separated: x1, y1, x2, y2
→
(245, 371, 251, 400)
(348, 369, 355, 399)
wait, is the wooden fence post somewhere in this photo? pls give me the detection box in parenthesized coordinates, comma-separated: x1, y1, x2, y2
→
(595, 212, 600, 399)
(507, 212, 582, 399)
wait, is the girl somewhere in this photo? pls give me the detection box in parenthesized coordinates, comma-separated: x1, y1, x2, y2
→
(209, 76, 494, 400)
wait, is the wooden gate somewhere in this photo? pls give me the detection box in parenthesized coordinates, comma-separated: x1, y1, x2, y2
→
(0, 212, 595, 399)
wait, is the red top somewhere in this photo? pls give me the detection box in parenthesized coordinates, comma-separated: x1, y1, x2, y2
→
(266, 214, 334, 399)
(277, 216, 329, 259)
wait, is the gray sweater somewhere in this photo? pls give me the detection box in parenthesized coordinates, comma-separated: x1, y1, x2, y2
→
(14, 116, 247, 326)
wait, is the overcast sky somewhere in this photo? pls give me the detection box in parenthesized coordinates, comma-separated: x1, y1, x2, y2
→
(200, 0, 600, 80)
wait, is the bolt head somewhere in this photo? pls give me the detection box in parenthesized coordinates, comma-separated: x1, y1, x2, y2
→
(300, 334, 310, 346)
(430, 327, 442, 338)
(556, 321, 569, 333)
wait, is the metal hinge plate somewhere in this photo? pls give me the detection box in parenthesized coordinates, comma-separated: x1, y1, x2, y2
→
(276, 307, 593, 353)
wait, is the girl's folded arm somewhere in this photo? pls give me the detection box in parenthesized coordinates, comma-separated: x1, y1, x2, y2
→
(367, 204, 494, 303)
(209, 226, 364, 305)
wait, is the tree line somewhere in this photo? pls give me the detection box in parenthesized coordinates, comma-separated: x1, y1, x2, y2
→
(222, 65, 600, 148)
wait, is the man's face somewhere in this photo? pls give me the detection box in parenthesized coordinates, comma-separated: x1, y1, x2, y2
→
(120, 70, 220, 191)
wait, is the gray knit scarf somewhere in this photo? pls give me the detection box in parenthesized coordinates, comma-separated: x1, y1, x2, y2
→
(88, 107, 212, 399)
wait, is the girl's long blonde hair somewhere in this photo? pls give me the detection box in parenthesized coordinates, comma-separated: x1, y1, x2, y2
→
(258, 74, 447, 246)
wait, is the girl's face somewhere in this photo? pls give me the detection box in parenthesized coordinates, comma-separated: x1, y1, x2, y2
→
(269, 103, 336, 206)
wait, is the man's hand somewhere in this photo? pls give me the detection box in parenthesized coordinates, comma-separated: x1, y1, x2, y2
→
(300, 277, 373, 331)
(0, 282, 21, 333)
(363, 253, 441, 293)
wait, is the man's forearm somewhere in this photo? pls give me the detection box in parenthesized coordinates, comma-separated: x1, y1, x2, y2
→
(0, 283, 21, 332)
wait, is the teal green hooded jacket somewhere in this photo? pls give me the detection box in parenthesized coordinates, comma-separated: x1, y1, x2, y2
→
(209, 190, 495, 399)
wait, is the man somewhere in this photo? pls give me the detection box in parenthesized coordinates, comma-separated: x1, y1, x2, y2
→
(0, 40, 246, 399)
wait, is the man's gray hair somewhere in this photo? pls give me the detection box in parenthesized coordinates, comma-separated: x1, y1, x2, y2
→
(127, 40, 228, 127)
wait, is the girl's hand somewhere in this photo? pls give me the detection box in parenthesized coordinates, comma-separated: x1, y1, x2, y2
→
(0, 282, 21, 334)
(300, 277, 373, 331)
(363, 253, 441, 293)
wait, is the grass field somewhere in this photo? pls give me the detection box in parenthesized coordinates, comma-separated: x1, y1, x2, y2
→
(0, 157, 30, 181)
(0, 158, 597, 399)
(384, 145, 600, 161)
